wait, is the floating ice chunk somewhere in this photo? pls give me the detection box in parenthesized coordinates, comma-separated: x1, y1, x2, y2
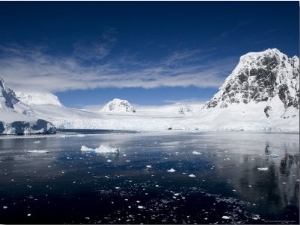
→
(28, 150, 49, 154)
(81, 146, 93, 151)
(192, 151, 202, 155)
(33, 141, 41, 144)
(137, 205, 144, 209)
(146, 165, 152, 168)
(252, 214, 260, 220)
(81, 144, 120, 153)
(3, 206, 8, 209)
(107, 159, 112, 162)
(167, 168, 176, 173)
(189, 174, 196, 177)
(257, 167, 268, 171)
(95, 145, 120, 153)
(222, 215, 230, 219)
(269, 154, 279, 158)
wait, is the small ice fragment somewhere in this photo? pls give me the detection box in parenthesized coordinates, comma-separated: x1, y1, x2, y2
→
(167, 168, 176, 173)
(258, 167, 268, 171)
(3, 206, 8, 209)
(269, 154, 279, 158)
(222, 216, 230, 219)
(126, 160, 131, 162)
(107, 159, 112, 162)
(115, 187, 121, 190)
(85, 217, 90, 220)
(232, 190, 236, 192)
(252, 214, 260, 220)
(137, 206, 144, 209)
(27, 213, 31, 217)
(136, 200, 140, 203)
(28, 150, 49, 154)
(33, 141, 41, 144)
(146, 165, 152, 168)
(189, 174, 196, 178)
(192, 151, 202, 155)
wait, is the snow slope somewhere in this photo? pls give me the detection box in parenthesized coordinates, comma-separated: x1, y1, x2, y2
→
(16, 92, 63, 107)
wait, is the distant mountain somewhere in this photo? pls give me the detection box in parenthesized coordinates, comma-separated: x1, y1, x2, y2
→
(0, 78, 56, 134)
(101, 98, 136, 113)
(204, 48, 299, 119)
(16, 92, 63, 107)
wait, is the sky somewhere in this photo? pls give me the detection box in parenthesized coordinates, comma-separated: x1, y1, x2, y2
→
(0, 1, 298, 108)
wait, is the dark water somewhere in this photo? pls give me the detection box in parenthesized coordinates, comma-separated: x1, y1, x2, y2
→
(0, 131, 298, 224)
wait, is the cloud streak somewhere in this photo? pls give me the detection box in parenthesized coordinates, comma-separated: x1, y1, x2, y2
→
(0, 43, 237, 93)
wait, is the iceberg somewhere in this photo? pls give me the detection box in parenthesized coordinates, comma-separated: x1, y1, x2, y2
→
(81, 144, 120, 153)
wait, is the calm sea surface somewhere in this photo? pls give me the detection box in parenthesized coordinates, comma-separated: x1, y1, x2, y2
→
(0, 131, 298, 224)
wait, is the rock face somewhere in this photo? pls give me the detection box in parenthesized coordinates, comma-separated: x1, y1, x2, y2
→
(204, 48, 299, 118)
(101, 98, 136, 113)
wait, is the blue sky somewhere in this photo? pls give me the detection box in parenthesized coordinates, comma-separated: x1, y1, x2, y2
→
(0, 1, 298, 107)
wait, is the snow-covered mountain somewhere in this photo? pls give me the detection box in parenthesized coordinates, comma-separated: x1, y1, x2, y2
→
(16, 92, 63, 106)
(204, 48, 299, 119)
(0, 78, 56, 134)
(1, 48, 298, 133)
(0, 78, 34, 116)
(100, 98, 136, 113)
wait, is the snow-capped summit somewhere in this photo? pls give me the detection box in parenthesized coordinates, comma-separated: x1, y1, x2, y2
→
(204, 48, 299, 119)
(101, 98, 136, 113)
(16, 92, 63, 107)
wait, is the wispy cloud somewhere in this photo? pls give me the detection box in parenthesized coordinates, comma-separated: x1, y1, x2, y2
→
(217, 20, 250, 39)
(0, 42, 237, 93)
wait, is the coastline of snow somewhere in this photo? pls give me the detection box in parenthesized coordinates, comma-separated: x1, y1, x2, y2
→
(0, 119, 56, 135)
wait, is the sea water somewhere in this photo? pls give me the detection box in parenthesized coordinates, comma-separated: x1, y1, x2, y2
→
(0, 131, 298, 224)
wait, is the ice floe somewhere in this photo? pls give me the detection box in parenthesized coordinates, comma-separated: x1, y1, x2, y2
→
(257, 167, 268, 171)
(222, 215, 230, 219)
(192, 151, 202, 155)
(27, 150, 49, 154)
(167, 168, 176, 173)
(81, 144, 120, 153)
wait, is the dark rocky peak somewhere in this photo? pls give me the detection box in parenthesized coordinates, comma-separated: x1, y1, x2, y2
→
(204, 49, 299, 110)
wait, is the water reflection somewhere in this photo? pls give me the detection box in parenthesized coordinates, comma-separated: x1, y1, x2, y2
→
(0, 131, 298, 223)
